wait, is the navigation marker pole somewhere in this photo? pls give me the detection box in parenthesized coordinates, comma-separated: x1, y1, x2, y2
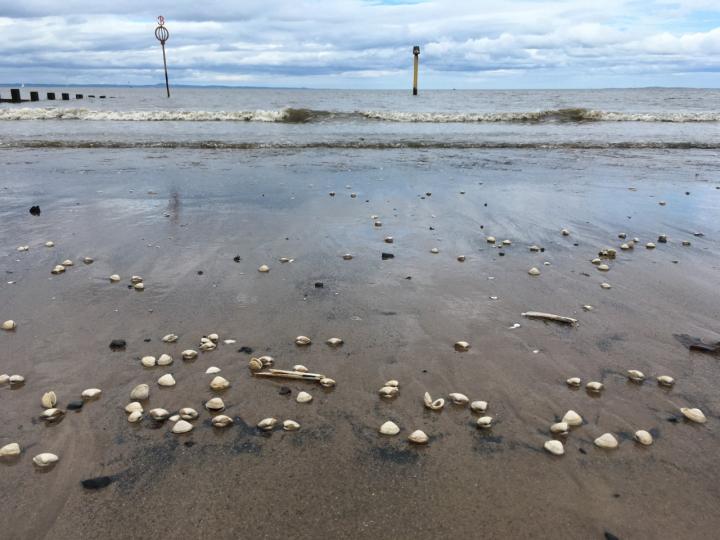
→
(412, 46, 420, 96)
(155, 16, 171, 98)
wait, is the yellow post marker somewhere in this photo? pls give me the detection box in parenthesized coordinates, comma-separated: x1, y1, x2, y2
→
(412, 46, 420, 95)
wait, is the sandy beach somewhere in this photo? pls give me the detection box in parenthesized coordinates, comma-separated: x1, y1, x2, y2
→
(1, 146, 719, 539)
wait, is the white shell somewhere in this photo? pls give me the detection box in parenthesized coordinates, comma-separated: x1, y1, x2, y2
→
(212, 415, 234, 427)
(319, 377, 336, 388)
(680, 407, 707, 424)
(41, 408, 64, 421)
(594, 433, 619, 449)
(470, 400, 488, 413)
(199, 341, 216, 351)
(566, 377, 582, 387)
(528, 267, 540, 276)
(182, 349, 198, 360)
(125, 402, 143, 414)
(550, 422, 569, 435)
(41, 391, 57, 409)
(130, 384, 149, 400)
(0, 443, 21, 457)
(423, 392, 444, 410)
(206, 366, 221, 374)
(45, 241, 54, 247)
(283, 420, 301, 431)
(379, 386, 399, 398)
(430, 247, 439, 254)
(408, 430, 429, 444)
(544, 440, 564, 455)
(326, 337, 343, 346)
(258, 418, 277, 431)
(476, 416, 493, 429)
(597, 264, 610, 271)
(627, 369, 645, 382)
(81, 388, 101, 399)
(293, 365, 309, 373)
(207, 333, 219, 343)
(502, 239, 512, 245)
(169, 415, 180, 422)
(172, 420, 193, 434)
(162, 334, 178, 343)
(562, 410, 583, 426)
(83, 257, 94, 264)
(62, 259, 73, 266)
(384, 236, 394, 243)
(2, 320, 17, 331)
(448, 393, 469, 405)
(210, 376, 230, 390)
(379, 421, 400, 436)
(127, 410, 143, 423)
(109, 274, 120, 282)
(248, 357, 263, 371)
(646, 242, 656, 249)
(149, 408, 170, 421)
(9, 375, 25, 385)
(384, 380, 399, 388)
(157, 374, 176, 387)
(33, 453, 59, 467)
(205, 397, 225, 411)
(486, 236, 496, 244)
(561, 228, 570, 236)
(130, 276, 143, 284)
(296, 391, 313, 403)
(657, 375, 675, 387)
(634, 430, 653, 445)
(601, 282, 612, 289)
(454, 341, 470, 352)
(141, 356, 157, 367)
(179, 408, 198, 420)
(157, 353, 173, 366)
(295, 335, 312, 346)
(133, 283, 145, 291)
(258, 264, 270, 273)
(51, 265, 65, 274)
(586, 381, 604, 392)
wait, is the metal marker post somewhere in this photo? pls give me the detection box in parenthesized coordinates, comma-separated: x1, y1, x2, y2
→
(412, 46, 420, 96)
(155, 16, 171, 98)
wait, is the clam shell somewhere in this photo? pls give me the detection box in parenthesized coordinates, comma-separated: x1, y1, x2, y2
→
(41, 391, 57, 409)
(51, 265, 66, 274)
(627, 369, 645, 382)
(157, 374, 176, 387)
(9, 375, 25, 385)
(600, 282, 612, 289)
(127, 410, 143, 423)
(326, 337, 343, 347)
(457, 255, 466, 262)
(83, 257, 94, 264)
(133, 283, 145, 291)
(528, 267, 540, 276)
(680, 407, 706, 424)
(657, 375, 675, 387)
(169, 415, 180, 422)
(206, 366, 221, 374)
(210, 376, 230, 390)
(379, 421, 400, 436)
(172, 420, 193, 434)
(293, 365, 309, 373)
(384, 380, 399, 388)
(594, 433, 619, 449)
(283, 420, 301, 431)
(486, 236, 496, 244)
(342, 254, 353, 260)
(205, 397, 225, 411)
(379, 386, 399, 398)
(384, 236, 394, 243)
(199, 341, 216, 351)
(430, 247, 439, 254)
(258, 356, 274, 367)
(562, 410, 583, 426)
(586, 381, 604, 392)
(157, 354, 173, 366)
(62, 259, 73, 266)
(40, 408, 65, 422)
(646, 242, 656, 249)
(130, 384, 149, 400)
(257, 418, 277, 431)
(2, 320, 17, 331)
(561, 229, 570, 236)
(448, 393, 469, 405)
(179, 408, 198, 420)
(544, 440, 564, 455)
(258, 264, 270, 273)
(295, 335, 312, 346)
(33, 453, 59, 467)
(207, 333, 219, 343)
(454, 341, 470, 352)
(476, 416, 493, 429)
(296, 391, 313, 403)
(109, 274, 120, 282)
(81, 388, 101, 399)
(44, 241, 54, 247)
(550, 422, 569, 435)
(130, 276, 143, 284)
(408, 430, 428, 444)
(248, 357, 263, 371)
(566, 377, 582, 387)
(470, 400, 488, 413)
(162, 334, 178, 343)
(182, 349, 198, 360)
(634, 430, 653, 446)
(141, 356, 157, 367)
(502, 239, 512, 245)
(597, 264, 610, 271)
(149, 408, 170, 421)
(423, 392, 444, 410)
(0, 443, 21, 457)
(212, 415, 234, 427)
(125, 402, 143, 414)
(319, 377, 336, 388)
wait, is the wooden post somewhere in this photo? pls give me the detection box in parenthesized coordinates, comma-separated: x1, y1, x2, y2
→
(30, 91, 39, 101)
(61, 93, 70, 100)
(11, 88, 21, 102)
(412, 46, 420, 96)
(47, 92, 56, 100)
(76, 94, 83, 99)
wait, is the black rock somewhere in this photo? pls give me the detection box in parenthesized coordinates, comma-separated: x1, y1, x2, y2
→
(29, 205, 41, 216)
(67, 400, 84, 411)
(143, 338, 151, 342)
(233, 255, 242, 263)
(81, 476, 114, 490)
(314, 282, 324, 288)
(667, 417, 679, 423)
(498, 252, 505, 257)
(238, 346, 253, 354)
(197, 270, 204, 275)
(578, 448, 587, 454)
(109, 339, 126, 351)
(381, 253, 394, 260)
(279, 386, 292, 396)
(184, 441, 196, 447)
(429, 226, 434, 230)
(604, 532, 620, 540)
(405, 276, 412, 280)
(426, 192, 431, 196)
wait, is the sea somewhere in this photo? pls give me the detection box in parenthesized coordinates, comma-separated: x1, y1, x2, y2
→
(0, 87, 718, 150)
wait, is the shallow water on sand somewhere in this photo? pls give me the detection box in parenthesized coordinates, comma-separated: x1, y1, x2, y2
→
(0, 147, 719, 539)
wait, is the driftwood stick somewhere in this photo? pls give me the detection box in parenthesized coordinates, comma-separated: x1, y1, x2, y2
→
(521, 311, 578, 325)
(254, 370, 325, 381)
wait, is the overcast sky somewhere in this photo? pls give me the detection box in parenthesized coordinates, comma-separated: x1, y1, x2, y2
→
(0, 0, 718, 88)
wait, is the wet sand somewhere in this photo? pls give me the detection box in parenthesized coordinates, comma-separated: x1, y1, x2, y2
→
(1, 147, 719, 539)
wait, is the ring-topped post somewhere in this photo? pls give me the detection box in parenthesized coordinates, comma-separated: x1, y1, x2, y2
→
(155, 16, 171, 98)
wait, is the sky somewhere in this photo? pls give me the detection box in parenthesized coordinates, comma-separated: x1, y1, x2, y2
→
(0, 0, 718, 88)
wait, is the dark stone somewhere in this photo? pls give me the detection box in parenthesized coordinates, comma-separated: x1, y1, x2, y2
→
(143, 338, 151, 342)
(405, 276, 412, 280)
(604, 532, 620, 540)
(109, 339, 126, 351)
(685, 191, 690, 195)
(279, 386, 291, 396)
(233, 255, 241, 263)
(197, 270, 204, 275)
(674, 334, 720, 355)
(693, 232, 704, 237)
(667, 417, 679, 423)
(184, 441, 196, 447)
(426, 192, 431, 196)
(381, 253, 394, 260)
(238, 346, 253, 354)
(429, 226, 434, 230)
(498, 252, 505, 257)
(540, 247, 545, 252)
(484, 203, 487, 207)
(67, 400, 84, 411)
(314, 282, 324, 288)
(578, 448, 587, 454)
(29, 205, 41, 216)
(81, 476, 114, 490)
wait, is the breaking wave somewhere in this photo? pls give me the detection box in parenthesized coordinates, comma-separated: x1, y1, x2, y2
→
(0, 107, 718, 123)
